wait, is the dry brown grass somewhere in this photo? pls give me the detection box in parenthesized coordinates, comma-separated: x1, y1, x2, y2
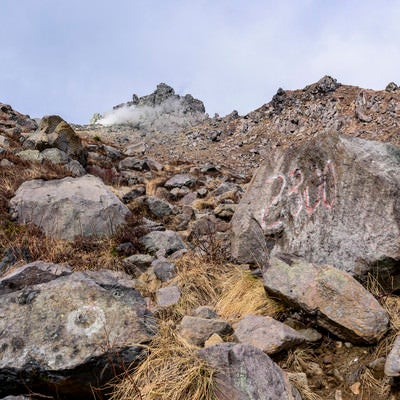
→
(169, 254, 231, 318)
(0, 224, 124, 273)
(146, 177, 167, 196)
(359, 368, 391, 399)
(110, 321, 217, 400)
(192, 198, 217, 211)
(215, 267, 285, 323)
(287, 373, 323, 400)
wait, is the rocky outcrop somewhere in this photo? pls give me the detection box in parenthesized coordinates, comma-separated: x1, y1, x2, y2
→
(0, 262, 155, 399)
(231, 132, 400, 277)
(262, 255, 389, 344)
(93, 83, 207, 134)
(0, 103, 37, 136)
(199, 343, 301, 400)
(23, 115, 87, 166)
(10, 175, 130, 240)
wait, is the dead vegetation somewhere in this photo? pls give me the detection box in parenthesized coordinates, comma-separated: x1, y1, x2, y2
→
(110, 321, 217, 400)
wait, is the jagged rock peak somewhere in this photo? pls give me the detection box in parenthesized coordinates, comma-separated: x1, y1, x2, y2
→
(305, 75, 341, 94)
(113, 82, 205, 114)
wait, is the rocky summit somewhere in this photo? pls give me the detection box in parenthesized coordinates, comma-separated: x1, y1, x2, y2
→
(0, 78, 400, 399)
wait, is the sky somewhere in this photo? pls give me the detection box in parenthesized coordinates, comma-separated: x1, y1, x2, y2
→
(1, 0, 399, 124)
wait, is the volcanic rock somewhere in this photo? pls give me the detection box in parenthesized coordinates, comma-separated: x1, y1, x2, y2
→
(262, 255, 389, 344)
(9, 175, 130, 240)
(199, 343, 301, 400)
(0, 263, 155, 399)
(231, 131, 400, 278)
(23, 115, 87, 166)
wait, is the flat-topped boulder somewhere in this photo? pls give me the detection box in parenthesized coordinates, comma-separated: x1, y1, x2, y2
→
(10, 175, 130, 240)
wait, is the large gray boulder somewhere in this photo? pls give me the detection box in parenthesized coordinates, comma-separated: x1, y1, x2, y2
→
(0, 262, 155, 398)
(231, 132, 400, 277)
(199, 343, 301, 400)
(263, 255, 389, 344)
(23, 115, 87, 166)
(9, 175, 130, 240)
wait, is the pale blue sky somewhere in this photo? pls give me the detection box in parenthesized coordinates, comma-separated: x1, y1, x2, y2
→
(1, 1, 399, 124)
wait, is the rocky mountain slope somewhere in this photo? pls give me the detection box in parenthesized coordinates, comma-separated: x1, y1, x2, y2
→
(0, 78, 399, 400)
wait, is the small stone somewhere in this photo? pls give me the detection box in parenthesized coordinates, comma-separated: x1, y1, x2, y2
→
(178, 316, 232, 346)
(164, 174, 197, 189)
(350, 382, 361, 395)
(335, 390, 343, 400)
(141, 230, 186, 255)
(123, 254, 154, 277)
(298, 328, 322, 342)
(152, 259, 176, 282)
(204, 333, 224, 347)
(156, 285, 181, 307)
(193, 306, 218, 319)
(0, 159, 14, 167)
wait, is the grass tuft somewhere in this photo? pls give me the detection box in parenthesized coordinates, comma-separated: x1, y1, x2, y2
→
(216, 267, 285, 323)
(110, 321, 217, 400)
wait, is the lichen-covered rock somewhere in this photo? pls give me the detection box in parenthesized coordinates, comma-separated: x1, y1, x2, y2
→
(199, 343, 301, 400)
(10, 175, 130, 240)
(231, 132, 400, 278)
(263, 255, 389, 344)
(0, 263, 155, 399)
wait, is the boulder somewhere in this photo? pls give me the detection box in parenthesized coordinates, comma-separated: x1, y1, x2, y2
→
(24, 115, 87, 166)
(156, 284, 181, 307)
(199, 343, 301, 400)
(9, 175, 130, 240)
(231, 132, 400, 277)
(0, 263, 155, 399)
(234, 315, 306, 354)
(263, 255, 389, 344)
